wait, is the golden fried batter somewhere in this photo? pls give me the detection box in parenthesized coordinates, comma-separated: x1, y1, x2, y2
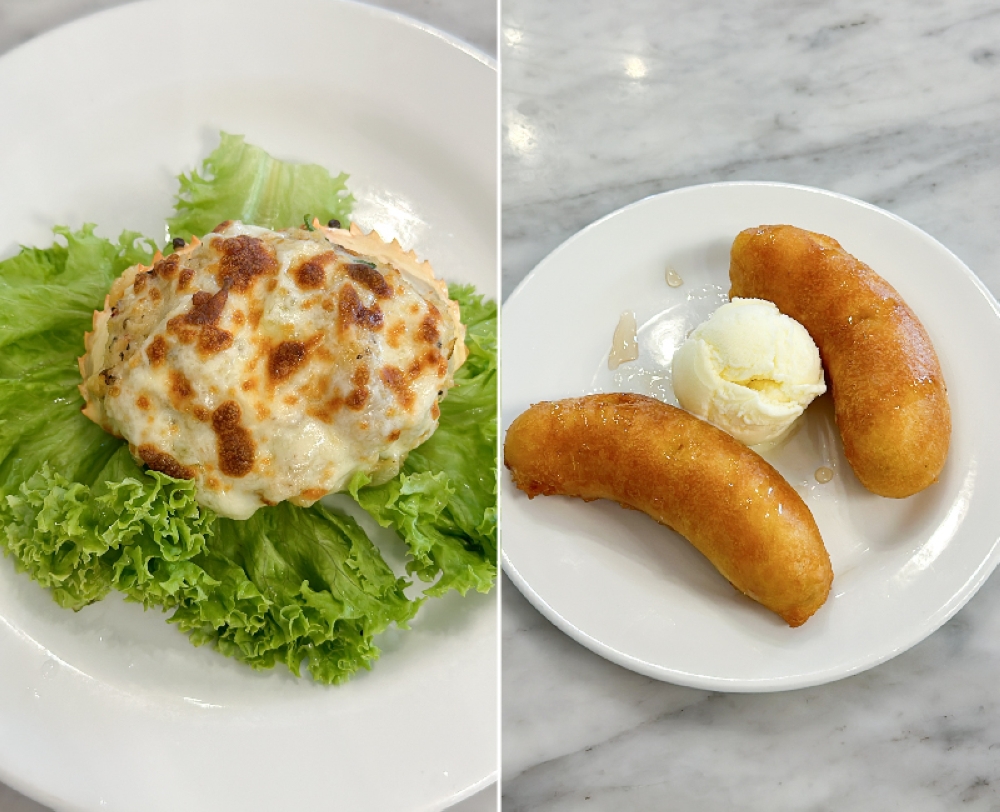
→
(504, 393, 832, 627)
(729, 225, 950, 498)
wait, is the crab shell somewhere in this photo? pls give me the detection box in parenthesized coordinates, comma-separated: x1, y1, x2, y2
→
(317, 220, 468, 372)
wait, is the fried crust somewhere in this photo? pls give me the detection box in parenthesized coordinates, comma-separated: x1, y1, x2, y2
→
(504, 393, 832, 627)
(729, 225, 950, 498)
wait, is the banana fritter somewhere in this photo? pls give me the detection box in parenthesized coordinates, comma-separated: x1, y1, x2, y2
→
(504, 393, 832, 627)
(730, 225, 950, 498)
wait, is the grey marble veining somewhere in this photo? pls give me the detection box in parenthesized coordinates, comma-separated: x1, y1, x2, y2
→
(502, 0, 1000, 809)
(502, 1, 1000, 298)
(504, 568, 1000, 810)
(0, 4, 496, 811)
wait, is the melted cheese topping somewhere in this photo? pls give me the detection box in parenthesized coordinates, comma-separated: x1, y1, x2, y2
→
(80, 222, 465, 519)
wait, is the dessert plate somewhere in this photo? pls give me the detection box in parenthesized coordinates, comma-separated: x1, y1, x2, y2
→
(502, 181, 1000, 691)
(0, 1, 497, 810)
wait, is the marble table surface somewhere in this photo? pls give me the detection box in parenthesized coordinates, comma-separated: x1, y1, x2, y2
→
(0, 2, 496, 811)
(502, 0, 1000, 810)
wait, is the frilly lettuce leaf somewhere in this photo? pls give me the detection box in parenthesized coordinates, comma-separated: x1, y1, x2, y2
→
(0, 136, 495, 684)
(0, 226, 418, 682)
(350, 285, 498, 597)
(0, 224, 154, 350)
(167, 132, 354, 242)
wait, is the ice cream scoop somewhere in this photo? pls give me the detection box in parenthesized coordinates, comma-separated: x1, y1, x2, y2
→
(671, 298, 826, 446)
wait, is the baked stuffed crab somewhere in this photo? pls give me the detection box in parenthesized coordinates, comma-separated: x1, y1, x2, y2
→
(79, 220, 467, 520)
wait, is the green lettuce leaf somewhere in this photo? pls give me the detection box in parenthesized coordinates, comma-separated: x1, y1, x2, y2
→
(0, 136, 496, 683)
(0, 228, 417, 683)
(167, 132, 354, 242)
(0, 225, 154, 350)
(350, 285, 498, 597)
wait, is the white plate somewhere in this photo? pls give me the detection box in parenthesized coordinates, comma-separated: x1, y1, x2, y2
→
(0, 1, 497, 810)
(501, 181, 1000, 692)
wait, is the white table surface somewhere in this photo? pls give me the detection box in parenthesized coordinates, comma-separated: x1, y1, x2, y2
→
(502, 1, 1000, 810)
(0, 1, 497, 811)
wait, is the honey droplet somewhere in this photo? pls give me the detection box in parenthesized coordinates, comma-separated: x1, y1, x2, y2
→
(665, 267, 684, 287)
(609, 311, 638, 370)
(815, 466, 834, 484)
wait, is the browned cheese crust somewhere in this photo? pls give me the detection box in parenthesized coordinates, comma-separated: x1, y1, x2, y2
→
(77, 221, 466, 520)
(503, 393, 832, 627)
(729, 225, 951, 498)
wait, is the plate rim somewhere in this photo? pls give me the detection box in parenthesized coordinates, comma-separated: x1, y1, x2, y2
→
(501, 179, 1000, 693)
(0, 0, 497, 73)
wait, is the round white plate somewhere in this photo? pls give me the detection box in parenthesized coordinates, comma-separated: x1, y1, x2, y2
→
(502, 181, 1000, 692)
(0, 2, 497, 810)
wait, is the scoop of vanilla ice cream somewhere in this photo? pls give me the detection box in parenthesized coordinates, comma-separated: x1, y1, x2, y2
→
(671, 298, 826, 446)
